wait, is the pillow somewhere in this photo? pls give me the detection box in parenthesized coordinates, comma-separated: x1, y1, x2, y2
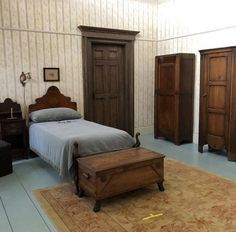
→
(30, 107, 81, 122)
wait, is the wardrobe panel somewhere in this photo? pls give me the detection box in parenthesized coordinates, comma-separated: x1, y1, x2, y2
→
(159, 65, 175, 91)
(157, 95, 175, 135)
(208, 86, 226, 110)
(207, 113, 225, 136)
(209, 56, 227, 81)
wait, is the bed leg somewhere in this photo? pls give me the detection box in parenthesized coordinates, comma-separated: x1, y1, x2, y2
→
(133, 132, 141, 147)
(73, 142, 80, 195)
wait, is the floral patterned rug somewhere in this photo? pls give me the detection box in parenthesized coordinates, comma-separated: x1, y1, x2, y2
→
(33, 159, 236, 232)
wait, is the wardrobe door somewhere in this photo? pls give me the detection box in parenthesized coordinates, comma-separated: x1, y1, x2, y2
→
(156, 56, 177, 140)
(199, 51, 231, 152)
(206, 53, 230, 150)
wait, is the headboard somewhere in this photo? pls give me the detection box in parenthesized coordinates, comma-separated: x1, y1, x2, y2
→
(29, 86, 77, 113)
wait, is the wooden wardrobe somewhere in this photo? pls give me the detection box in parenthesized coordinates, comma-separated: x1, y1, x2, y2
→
(198, 46, 236, 161)
(154, 53, 195, 145)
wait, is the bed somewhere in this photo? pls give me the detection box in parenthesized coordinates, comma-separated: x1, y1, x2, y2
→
(28, 86, 140, 187)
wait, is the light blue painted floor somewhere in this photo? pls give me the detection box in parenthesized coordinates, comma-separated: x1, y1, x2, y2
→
(0, 134, 236, 232)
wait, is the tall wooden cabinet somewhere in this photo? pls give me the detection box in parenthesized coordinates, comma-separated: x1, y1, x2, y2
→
(154, 53, 195, 145)
(198, 46, 236, 161)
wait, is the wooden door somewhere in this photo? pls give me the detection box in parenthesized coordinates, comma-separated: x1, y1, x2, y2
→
(204, 52, 230, 150)
(90, 44, 125, 130)
(79, 26, 139, 136)
(155, 56, 178, 141)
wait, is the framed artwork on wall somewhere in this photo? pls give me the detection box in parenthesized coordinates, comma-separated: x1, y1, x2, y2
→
(43, 68, 60, 82)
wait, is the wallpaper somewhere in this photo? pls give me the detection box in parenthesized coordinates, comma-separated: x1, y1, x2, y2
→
(0, 0, 158, 134)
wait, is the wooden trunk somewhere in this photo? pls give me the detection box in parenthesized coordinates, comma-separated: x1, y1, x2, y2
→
(154, 53, 195, 145)
(77, 148, 165, 211)
(198, 46, 236, 161)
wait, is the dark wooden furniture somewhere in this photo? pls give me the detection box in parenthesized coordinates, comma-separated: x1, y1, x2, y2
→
(198, 46, 236, 161)
(0, 140, 12, 177)
(77, 147, 165, 212)
(28, 86, 140, 144)
(29, 86, 141, 191)
(154, 53, 195, 145)
(0, 98, 27, 159)
(79, 26, 139, 136)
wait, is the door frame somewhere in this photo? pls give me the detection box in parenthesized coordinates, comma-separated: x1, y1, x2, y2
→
(78, 26, 139, 136)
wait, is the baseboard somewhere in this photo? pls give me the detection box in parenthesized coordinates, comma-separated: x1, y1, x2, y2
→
(135, 125, 199, 145)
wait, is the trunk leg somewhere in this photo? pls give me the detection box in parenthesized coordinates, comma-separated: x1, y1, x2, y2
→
(93, 200, 101, 212)
(157, 182, 164, 191)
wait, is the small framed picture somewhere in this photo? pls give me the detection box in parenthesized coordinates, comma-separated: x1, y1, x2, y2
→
(43, 68, 60, 82)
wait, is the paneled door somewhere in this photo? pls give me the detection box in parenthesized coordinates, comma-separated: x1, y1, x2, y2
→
(199, 46, 236, 161)
(79, 26, 139, 136)
(199, 51, 230, 151)
(91, 44, 125, 130)
(206, 53, 230, 150)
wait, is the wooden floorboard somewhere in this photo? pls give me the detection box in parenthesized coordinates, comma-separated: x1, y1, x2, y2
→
(0, 197, 12, 232)
(0, 160, 60, 232)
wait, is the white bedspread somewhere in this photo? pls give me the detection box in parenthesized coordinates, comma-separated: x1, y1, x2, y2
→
(29, 119, 135, 177)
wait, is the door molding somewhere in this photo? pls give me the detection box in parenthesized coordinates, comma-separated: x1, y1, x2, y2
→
(78, 25, 139, 136)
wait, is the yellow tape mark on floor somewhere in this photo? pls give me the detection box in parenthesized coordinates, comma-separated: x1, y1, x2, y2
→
(142, 213, 163, 221)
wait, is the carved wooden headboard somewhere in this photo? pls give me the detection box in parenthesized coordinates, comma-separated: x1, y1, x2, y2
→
(29, 86, 77, 113)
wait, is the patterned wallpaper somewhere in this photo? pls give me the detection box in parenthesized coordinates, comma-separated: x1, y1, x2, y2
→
(0, 0, 158, 134)
(2, 0, 236, 140)
(157, 0, 236, 143)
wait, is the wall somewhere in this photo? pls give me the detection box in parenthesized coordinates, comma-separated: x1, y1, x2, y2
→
(0, 0, 158, 134)
(2, 0, 236, 142)
(157, 0, 236, 143)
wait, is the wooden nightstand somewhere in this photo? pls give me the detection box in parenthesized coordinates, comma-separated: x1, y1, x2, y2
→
(0, 98, 27, 159)
(0, 118, 27, 159)
(0, 140, 13, 177)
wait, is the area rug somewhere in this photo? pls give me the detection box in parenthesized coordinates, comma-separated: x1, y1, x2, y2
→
(33, 159, 236, 232)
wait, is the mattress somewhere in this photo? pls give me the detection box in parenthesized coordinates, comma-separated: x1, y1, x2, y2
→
(29, 119, 135, 177)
